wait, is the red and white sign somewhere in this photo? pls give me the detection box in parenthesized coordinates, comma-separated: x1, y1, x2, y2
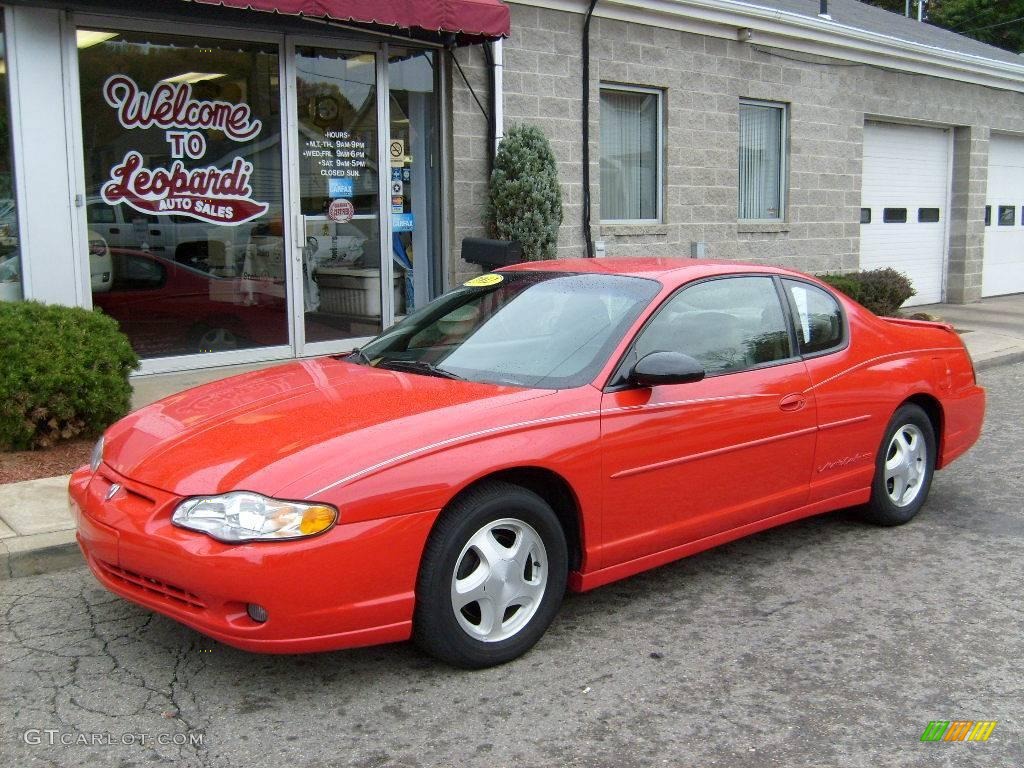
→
(327, 198, 355, 223)
(103, 75, 261, 141)
(99, 75, 268, 226)
(101, 151, 269, 225)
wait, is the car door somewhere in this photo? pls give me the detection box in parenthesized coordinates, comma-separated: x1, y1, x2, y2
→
(780, 278, 883, 504)
(599, 275, 818, 567)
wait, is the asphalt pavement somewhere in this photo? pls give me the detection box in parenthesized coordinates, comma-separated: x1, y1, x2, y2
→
(2, 362, 1022, 768)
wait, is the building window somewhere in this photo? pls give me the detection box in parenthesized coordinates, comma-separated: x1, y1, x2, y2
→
(860, 208, 871, 224)
(0, 17, 22, 302)
(984, 206, 991, 226)
(599, 86, 662, 222)
(918, 208, 940, 223)
(998, 205, 1015, 226)
(883, 208, 908, 223)
(738, 99, 787, 220)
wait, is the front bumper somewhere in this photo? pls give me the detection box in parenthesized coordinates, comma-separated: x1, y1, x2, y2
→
(70, 465, 437, 653)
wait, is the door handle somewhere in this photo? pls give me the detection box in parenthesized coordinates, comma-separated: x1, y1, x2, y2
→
(779, 393, 806, 412)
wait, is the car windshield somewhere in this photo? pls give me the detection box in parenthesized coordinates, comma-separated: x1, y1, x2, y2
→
(353, 271, 660, 389)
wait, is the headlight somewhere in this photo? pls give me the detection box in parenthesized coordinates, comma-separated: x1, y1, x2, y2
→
(90, 436, 105, 473)
(171, 492, 338, 543)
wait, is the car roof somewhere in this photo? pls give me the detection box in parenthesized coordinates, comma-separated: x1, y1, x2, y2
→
(498, 257, 805, 286)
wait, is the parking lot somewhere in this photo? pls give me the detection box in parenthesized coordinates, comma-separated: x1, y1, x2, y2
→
(2, 361, 1022, 768)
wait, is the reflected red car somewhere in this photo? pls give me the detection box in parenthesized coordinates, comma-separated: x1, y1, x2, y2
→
(70, 259, 984, 667)
(92, 248, 287, 357)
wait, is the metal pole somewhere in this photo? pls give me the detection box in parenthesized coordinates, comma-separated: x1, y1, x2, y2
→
(905, 0, 911, 18)
(918, 0, 925, 22)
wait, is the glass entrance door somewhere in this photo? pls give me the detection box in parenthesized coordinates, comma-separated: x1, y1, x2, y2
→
(294, 45, 386, 348)
(387, 48, 443, 317)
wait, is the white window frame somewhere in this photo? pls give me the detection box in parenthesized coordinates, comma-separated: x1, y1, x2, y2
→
(738, 98, 788, 222)
(599, 83, 663, 225)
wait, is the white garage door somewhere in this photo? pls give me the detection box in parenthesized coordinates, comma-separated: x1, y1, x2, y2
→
(983, 134, 1024, 297)
(860, 122, 951, 306)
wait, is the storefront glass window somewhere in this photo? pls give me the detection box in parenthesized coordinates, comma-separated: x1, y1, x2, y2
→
(78, 29, 287, 358)
(0, 17, 23, 302)
(388, 49, 442, 315)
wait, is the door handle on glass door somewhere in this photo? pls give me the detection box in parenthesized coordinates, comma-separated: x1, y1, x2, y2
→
(779, 393, 806, 411)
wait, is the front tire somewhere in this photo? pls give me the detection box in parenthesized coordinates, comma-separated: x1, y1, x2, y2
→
(414, 481, 568, 668)
(860, 403, 936, 526)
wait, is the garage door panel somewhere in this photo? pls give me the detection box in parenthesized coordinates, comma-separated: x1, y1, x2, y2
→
(983, 135, 1024, 297)
(861, 123, 950, 306)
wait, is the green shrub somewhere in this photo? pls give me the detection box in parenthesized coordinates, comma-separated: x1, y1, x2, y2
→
(819, 268, 916, 317)
(0, 301, 138, 450)
(486, 123, 563, 261)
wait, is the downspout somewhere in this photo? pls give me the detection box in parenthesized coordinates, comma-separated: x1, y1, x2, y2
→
(492, 38, 504, 156)
(581, 0, 598, 257)
(484, 41, 496, 178)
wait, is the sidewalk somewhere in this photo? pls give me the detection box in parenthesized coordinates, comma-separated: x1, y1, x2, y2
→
(3, 294, 1024, 579)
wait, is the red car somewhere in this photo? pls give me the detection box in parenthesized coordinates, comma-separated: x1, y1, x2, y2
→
(92, 248, 288, 357)
(70, 259, 985, 667)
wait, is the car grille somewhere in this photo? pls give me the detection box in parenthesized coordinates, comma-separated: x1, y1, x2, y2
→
(96, 559, 207, 611)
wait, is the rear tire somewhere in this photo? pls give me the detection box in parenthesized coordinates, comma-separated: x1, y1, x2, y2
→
(413, 481, 568, 668)
(859, 403, 936, 526)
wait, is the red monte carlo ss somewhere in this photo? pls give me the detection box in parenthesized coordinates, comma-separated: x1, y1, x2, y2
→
(70, 259, 985, 668)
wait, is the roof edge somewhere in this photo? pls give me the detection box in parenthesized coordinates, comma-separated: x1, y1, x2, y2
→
(513, 0, 1024, 93)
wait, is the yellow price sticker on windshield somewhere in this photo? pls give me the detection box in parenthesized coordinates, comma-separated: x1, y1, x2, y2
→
(463, 273, 504, 288)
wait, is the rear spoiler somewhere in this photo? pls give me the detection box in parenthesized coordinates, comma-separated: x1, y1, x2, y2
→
(882, 316, 956, 333)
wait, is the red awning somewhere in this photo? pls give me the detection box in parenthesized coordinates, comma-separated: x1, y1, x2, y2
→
(188, 0, 510, 41)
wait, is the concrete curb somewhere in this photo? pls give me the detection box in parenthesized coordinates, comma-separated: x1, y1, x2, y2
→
(0, 530, 82, 581)
(1, 351, 1022, 581)
(974, 349, 1024, 373)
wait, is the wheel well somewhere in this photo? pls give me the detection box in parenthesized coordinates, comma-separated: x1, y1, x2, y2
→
(446, 468, 583, 571)
(903, 393, 944, 462)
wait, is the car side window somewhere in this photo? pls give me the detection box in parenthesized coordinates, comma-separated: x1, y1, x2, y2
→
(633, 276, 793, 375)
(113, 254, 166, 290)
(783, 279, 844, 355)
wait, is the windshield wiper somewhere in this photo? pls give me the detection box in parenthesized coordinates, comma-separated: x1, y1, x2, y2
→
(376, 358, 465, 380)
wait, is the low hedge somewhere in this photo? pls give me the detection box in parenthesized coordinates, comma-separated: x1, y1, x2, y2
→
(819, 268, 916, 317)
(0, 301, 138, 450)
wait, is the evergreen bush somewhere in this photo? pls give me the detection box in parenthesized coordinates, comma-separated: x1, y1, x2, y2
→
(819, 268, 916, 317)
(486, 123, 563, 261)
(0, 301, 138, 450)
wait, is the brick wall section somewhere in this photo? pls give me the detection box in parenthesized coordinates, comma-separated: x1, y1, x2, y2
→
(449, 3, 1024, 301)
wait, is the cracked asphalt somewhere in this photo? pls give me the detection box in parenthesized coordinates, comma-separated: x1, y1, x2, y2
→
(2, 362, 1022, 768)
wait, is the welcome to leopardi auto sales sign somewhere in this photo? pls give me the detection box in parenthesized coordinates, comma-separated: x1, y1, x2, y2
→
(99, 75, 269, 225)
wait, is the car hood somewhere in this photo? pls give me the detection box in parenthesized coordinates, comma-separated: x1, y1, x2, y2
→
(103, 357, 555, 497)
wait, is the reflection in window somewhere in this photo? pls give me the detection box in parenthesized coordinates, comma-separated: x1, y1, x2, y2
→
(0, 18, 22, 302)
(635, 276, 793, 374)
(918, 208, 940, 223)
(78, 29, 286, 359)
(998, 205, 1015, 226)
(883, 208, 908, 223)
(860, 208, 871, 224)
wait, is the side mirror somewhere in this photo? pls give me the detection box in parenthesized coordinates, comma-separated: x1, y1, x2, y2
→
(630, 351, 705, 387)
